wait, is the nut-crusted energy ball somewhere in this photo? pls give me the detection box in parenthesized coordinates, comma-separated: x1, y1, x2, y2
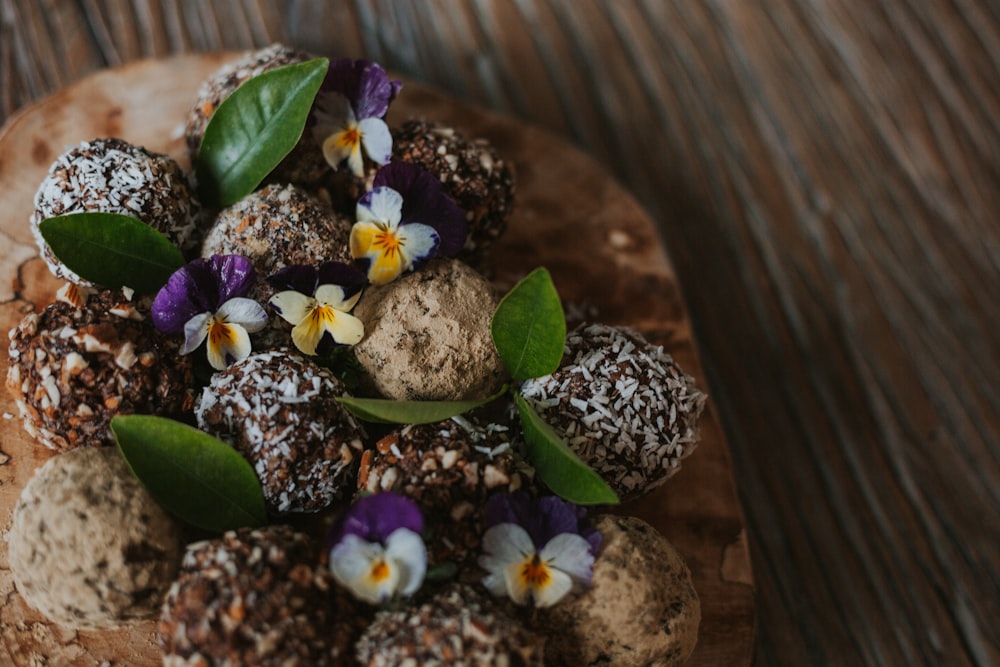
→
(539, 515, 700, 667)
(358, 418, 533, 565)
(519, 324, 706, 501)
(30, 138, 201, 282)
(353, 258, 506, 401)
(392, 119, 515, 264)
(159, 525, 346, 666)
(8, 447, 183, 630)
(356, 583, 545, 667)
(195, 349, 367, 514)
(6, 284, 195, 451)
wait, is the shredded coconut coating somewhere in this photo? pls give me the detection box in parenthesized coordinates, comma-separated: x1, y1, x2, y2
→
(159, 526, 351, 666)
(195, 349, 367, 514)
(8, 447, 182, 630)
(356, 583, 545, 667)
(30, 138, 202, 283)
(519, 323, 707, 501)
(5, 285, 195, 451)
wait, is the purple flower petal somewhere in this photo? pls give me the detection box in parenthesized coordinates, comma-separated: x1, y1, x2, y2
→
(372, 162, 467, 257)
(209, 254, 257, 304)
(323, 59, 402, 120)
(152, 261, 215, 334)
(483, 492, 600, 554)
(267, 264, 319, 295)
(317, 261, 368, 299)
(328, 492, 424, 550)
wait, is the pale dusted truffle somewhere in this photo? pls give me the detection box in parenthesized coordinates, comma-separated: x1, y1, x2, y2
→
(540, 515, 700, 666)
(519, 323, 706, 501)
(353, 259, 506, 401)
(7, 446, 182, 630)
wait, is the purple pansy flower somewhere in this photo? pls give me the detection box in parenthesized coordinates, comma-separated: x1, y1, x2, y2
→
(478, 492, 601, 608)
(327, 492, 427, 605)
(267, 262, 367, 356)
(350, 161, 467, 285)
(312, 59, 402, 177)
(152, 255, 267, 370)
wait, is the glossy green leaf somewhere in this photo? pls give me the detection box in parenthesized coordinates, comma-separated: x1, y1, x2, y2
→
(337, 386, 507, 425)
(515, 393, 619, 505)
(197, 57, 329, 207)
(491, 267, 566, 381)
(112, 415, 267, 532)
(38, 212, 184, 293)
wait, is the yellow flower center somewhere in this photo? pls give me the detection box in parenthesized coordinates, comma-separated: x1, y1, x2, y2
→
(338, 126, 361, 149)
(208, 320, 234, 347)
(520, 554, 551, 588)
(308, 303, 337, 327)
(370, 560, 391, 583)
(373, 228, 403, 259)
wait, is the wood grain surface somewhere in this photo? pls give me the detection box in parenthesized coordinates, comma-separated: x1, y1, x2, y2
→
(1, 2, 998, 666)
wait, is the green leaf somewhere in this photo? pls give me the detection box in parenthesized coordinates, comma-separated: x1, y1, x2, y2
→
(515, 394, 619, 505)
(337, 386, 507, 425)
(491, 267, 566, 381)
(111, 415, 267, 532)
(38, 212, 184, 294)
(197, 57, 329, 207)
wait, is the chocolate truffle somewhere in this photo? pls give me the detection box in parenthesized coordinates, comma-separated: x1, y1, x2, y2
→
(353, 258, 506, 401)
(539, 515, 700, 666)
(358, 417, 534, 566)
(355, 583, 544, 667)
(6, 284, 195, 451)
(519, 324, 706, 501)
(30, 138, 201, 282)
(392, 119, 515, 264)
(195, 349, 367, 514)
(8, 446, 182, 629)
(159, 525, 346, 666)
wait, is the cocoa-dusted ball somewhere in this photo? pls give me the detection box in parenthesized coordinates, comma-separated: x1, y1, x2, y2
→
(355, 583, 545, 667)
(159, 525, 349, 666)
(195, 349, 367, 514)
(6, 284, 195, 451)
(358, 418, 534, 566)
(392, 119, 515, 264)
(31, 138, 201, 282)
(518, 323, 707, 501)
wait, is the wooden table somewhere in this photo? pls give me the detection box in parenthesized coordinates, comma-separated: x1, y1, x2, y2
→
(2, 2, 998, 665)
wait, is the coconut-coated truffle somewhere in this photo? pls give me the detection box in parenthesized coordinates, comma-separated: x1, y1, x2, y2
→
(159, 525, 346, 666)
(392, 119, 515, 265)
(6, 284, 195, 451)
(30, 138, 201, 282)
(8, 446, 183, 629)
(355, 583, 545, 667)
(353, 258, 506, 401)
(539, 515, 700, 666)
(358, 417, 534, 566)
(519, 323, 706, 501)
(195, 349, 367, 514)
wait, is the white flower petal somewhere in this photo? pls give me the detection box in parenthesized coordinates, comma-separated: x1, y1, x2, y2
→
(330, 535, 400, 605)
(312, 92, 355, 136)
(315, 284, 350, 310)
(479, 523, 536, 602)
(396, 223, 440, 269)
(384, 528, 427, 597)
(180, 312, 211, 356)
(216, 297, 268, 332)
(205, 321, 252, 371)
(357, 187, 403, 227)
(269, 291, 315, 326)
(359, 117, 393, 165)
(540, 533, 596, 587)
(528, 566, 573, 608)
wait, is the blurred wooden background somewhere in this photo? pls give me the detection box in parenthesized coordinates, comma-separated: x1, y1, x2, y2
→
(2, 1, 999, 665)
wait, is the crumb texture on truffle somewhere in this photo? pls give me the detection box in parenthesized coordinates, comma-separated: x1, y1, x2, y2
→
(8, 447, 182, 630)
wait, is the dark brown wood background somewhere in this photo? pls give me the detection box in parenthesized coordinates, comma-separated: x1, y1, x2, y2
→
(2, 1, 998, 665)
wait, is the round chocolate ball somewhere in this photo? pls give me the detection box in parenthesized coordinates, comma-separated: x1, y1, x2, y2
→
(353, 258, 507, 401)
(539, 515, 700, 666)
(8, 447, 183, 629)
(159, 525, 346, 666)
(6, 284, 195, 451)
(518, 323, 707, 501)
(392, 119, 516, 265)
(358, 417, 534, 566)
(30, 138, 201, 282)
(195, 349, 367, 514)
(355, 583, 545, 666)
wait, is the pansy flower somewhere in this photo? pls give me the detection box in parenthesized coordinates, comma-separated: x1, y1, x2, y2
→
(313, 59, 402, 177)
(327, 492, 427, 605)
(478, 491, 602, 608)
(268, 261, 367, 356)
(152, 255, 267, 370)
(350, 161, 467, 285)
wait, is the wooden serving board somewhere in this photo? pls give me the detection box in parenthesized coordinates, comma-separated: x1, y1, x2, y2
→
(0, 54, 755, 665)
